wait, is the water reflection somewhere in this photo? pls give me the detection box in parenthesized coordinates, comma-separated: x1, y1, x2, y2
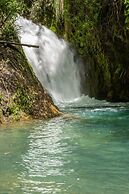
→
(20, 118, 72, 193)
(18, 109, 129, 194)
(1, 107, 129, 194)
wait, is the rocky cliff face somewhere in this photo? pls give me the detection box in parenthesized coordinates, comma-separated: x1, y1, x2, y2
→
(0, 44, 61, 124)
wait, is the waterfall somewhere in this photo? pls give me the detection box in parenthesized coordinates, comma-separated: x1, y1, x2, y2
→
(15, 17, 81, 103)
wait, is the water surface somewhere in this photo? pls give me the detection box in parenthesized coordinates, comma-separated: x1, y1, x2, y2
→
(0, 104, 129, 194)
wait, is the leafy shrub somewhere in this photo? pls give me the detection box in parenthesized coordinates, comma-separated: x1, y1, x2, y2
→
(0, 0, 27, 39)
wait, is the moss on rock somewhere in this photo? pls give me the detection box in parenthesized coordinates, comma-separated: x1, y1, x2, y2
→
(0, 42, 61, 124)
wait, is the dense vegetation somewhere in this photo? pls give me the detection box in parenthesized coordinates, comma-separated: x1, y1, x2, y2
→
(25, 0, 129, 101)
(62, 0, 129, 101)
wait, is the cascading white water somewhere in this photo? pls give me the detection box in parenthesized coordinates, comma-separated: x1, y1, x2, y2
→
(15, 16, 81, 103)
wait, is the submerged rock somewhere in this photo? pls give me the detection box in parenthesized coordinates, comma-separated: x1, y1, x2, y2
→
(0, 44, 61, 124)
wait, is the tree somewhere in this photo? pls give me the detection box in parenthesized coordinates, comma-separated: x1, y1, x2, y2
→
(0, 0, 26, 39)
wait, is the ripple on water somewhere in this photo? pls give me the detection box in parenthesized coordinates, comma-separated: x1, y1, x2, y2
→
(0, 107, 129, 193)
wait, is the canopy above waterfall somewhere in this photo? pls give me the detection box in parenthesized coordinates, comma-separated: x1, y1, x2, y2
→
(15, 16, 82, 103)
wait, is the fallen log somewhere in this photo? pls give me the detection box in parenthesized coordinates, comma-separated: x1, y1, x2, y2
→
(0, 41, 39, 48)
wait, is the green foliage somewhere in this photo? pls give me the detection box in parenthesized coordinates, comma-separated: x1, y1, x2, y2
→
(60, 0, 113, 98)
(30, 0, 56, 27)
(12, 88, 32, 114)
(124, 0, 129, 29)
(50, 25, 57, 33)
(3, 87, 33, 121)
(64, 0, 101, 56)
(0, 0, 27, 39)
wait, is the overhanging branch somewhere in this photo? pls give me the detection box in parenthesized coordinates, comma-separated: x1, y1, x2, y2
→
(0, 41, 39, 48)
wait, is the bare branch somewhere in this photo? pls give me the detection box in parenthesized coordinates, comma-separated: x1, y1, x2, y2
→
(0, 41, 39, 48)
